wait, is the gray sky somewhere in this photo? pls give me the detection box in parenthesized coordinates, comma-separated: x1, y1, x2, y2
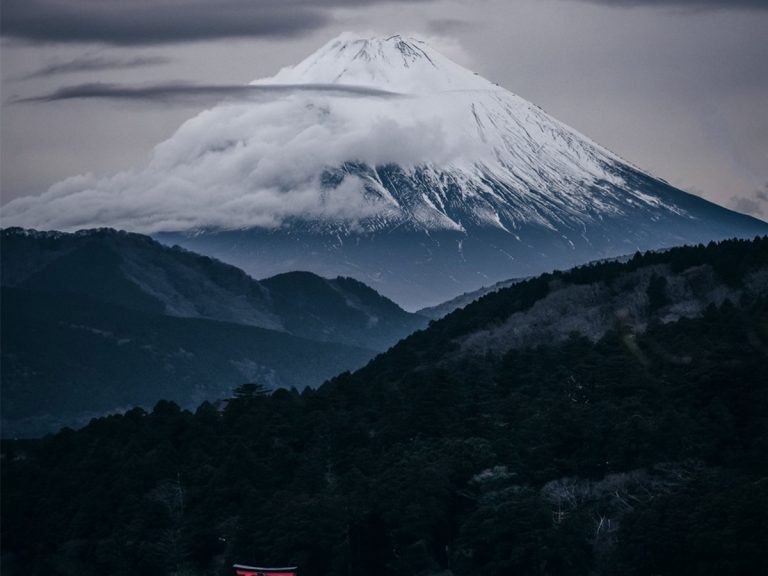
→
(2, 0, 767, 220)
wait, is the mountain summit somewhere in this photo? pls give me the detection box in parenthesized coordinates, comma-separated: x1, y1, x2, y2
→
(4, 33, 767, 308)
(246, 33, 629, 235)
(254, 33, 493, 94)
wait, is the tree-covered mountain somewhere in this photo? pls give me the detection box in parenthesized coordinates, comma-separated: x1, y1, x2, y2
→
(416, 277, 525, 320)
(1, 227, 426, 349)
(0, 227, 427, 436)
(1, 287, 375, 437)
(3, 236, 766, 575)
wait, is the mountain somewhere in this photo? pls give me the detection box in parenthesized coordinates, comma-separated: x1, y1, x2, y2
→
(0, 227, 426, 350)
(369, 236, 768, 368)
(3, 237, 767, 575)
(4, 33, 764, 309)
(0, 227, 427, 436)
(417, 254, 635, 319)
(417, 277, 524, 320)
(259, 271, 426, 351)
(1, 287, 374, 437)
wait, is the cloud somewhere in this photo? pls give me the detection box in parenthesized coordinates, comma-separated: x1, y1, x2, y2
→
(730, 184, 768, 218)
(0, 89, 467, 233)
(1, 0, 433, 46)
(10, 82, 404, 105)
(426, 18, 475, 35)
(1, 0, 327, 45)
(572, 0, 768, 9)
(16, 55, 170, 80)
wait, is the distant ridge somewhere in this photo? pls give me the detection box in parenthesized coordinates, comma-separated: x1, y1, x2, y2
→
(417, 278, 525, 320)
(1, 227, 427, 436)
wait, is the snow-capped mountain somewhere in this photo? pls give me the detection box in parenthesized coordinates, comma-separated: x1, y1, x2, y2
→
(248, 32, 646, 235)
(4, 33, 767, 309)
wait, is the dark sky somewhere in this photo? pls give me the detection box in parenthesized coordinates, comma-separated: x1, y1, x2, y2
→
(2, 0, 767, 219)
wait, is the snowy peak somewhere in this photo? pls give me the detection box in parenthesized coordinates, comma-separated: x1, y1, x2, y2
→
(254, 32, 496, 94)
(4, 30, 766, 264)
(3, 32, 766, 311)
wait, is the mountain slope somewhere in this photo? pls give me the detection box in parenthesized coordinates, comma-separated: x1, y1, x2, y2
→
(0, 227, 427, 350)
(1, 287, 374, 437)
(369, 235, 768, 371)
(3, 34, 767, 308)
(260, 271, 427, 351)
(0, 227, 426, 436)
(417, 277, 525, 320)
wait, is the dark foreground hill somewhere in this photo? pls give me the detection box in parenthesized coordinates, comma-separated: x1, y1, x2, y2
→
(1, 287, 374, 437)
(2, 236, 767, 575)
(0, 228, 426, 436)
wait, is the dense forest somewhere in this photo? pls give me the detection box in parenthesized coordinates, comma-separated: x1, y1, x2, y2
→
(2, 237, 768, 575)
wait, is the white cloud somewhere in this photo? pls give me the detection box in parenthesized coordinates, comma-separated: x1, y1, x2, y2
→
(1, 89, 475, 233)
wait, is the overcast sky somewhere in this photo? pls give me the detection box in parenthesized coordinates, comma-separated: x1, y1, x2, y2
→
(2, 0, 767, 220)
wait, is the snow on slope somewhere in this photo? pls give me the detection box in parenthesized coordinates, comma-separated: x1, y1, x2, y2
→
(255, 32, 495, 93)
(2, 33, 682, 235)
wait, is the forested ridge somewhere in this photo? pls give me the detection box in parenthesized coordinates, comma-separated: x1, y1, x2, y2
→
(2, 237, 768, 575)
(0, 227, 427, 436)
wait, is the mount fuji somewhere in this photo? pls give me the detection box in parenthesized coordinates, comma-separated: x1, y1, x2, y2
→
(5, 33, 767, 309)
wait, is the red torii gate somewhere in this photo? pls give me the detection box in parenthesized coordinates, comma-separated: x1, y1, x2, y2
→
(233, 564, 297, 576)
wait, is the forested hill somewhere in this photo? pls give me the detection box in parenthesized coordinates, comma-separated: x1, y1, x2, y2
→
(359, 235, 768, 379)
(1, 227, 427, 436)
(1, 227, 426, 350)
(2, 237, 768, 576)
